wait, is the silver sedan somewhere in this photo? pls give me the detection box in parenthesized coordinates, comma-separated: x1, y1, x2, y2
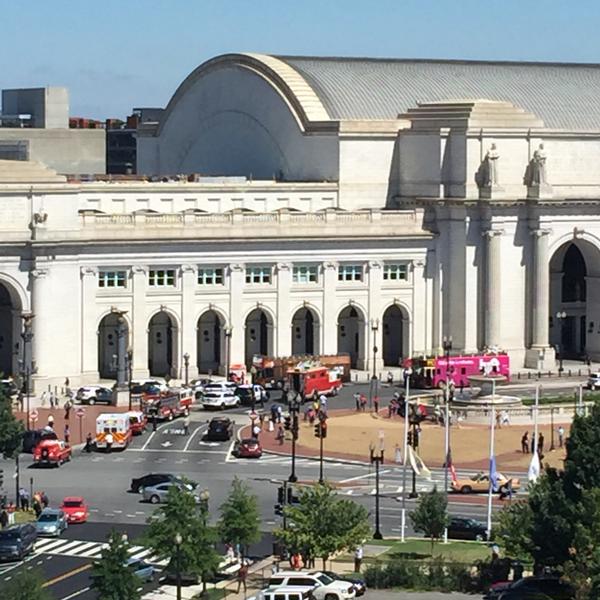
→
(142, 482, 199, 504)
(35, 509, 68, 537)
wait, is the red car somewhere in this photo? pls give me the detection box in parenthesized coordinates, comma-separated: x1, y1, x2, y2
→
(33, 440, 72, 467)
(60, 497, 89, 524)
(233, 438, 263, 458)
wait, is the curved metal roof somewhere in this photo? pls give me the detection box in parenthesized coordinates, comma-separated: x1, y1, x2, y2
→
(274, 56, 600, 130)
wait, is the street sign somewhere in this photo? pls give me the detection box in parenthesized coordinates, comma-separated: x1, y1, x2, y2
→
(76, 407, 86, 418)
(29, 409, 38, 423)
(249, 411, 258, 422)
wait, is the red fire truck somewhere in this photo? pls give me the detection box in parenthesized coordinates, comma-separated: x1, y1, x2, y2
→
(142, 388, 193, 421)
(287, 366, 343, 401)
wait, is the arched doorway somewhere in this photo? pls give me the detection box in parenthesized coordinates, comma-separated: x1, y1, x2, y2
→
(291, 307, 320, 355)
(148, 311, 177, 377)
(337, 305, 365, 368)
(197, 310, 223, 374)
(245, 308, 273, 365)
(98, 313, 130, 379)
(549, 240, 600, 360)
(0, 283, 21, 377)
(382, 305, 406, 366)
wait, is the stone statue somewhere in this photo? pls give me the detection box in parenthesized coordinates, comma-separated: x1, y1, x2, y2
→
(476, 143, 500, 187)
(525, 143, 548, 186)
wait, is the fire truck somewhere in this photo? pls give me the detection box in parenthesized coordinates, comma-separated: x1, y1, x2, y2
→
(287, 365, 343, 401)
(142, 388, 193, 421)
(33, 440, 72, 467)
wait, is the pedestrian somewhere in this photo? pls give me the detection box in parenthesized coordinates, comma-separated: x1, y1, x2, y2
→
(558, 425, 565, 448)
(276, 424, 285, 445)
(277, 405, 283, 424)
(395, 443, 402, 464)
(354, 545, 364, 572)
(360, 394, 367, 412)
(319, 395, 327, 415)
(48, 414, 55, 429)
(105, 431, 114, 453)
(387, 400, 394, 419)
(236, 560, 248, 594)
(373, 395, 379, 414)
(386, 371, 393, 385)
(259, 413, 265, 430)
(521, 431, 529, 454)
(501, 410, 510, 427)
(0, 509, 7, 529)
(151, 413, 157, 432)
(538, 432, 545, 455)
(353, 392, 360, 411)
(252, 423, 261, 440)
(40, 391, 47, 407)
(459, 381, 464, 395)
(41, 491, 49, 508)
(84, 432, 93, 453)
(290, 552, 304, 571)
(64, 398, 72, 421)
(496, 411, 501, 428)
(64, 424, 70, 444)
(32, 497, 42, 518)
(183, 414, 190, 436)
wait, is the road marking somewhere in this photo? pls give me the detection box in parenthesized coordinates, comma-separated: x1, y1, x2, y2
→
(183, 424, 207, 452)
(340, 470, 390, 484)
(225, 440, 236, 462)
(140, 420, 173, 450)
(42, 563, 92, 588)
(60, 587, 91, 600)
(128, 448, 227, 454)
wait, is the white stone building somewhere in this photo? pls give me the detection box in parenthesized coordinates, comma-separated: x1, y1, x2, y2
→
(2, 53, 600, 389)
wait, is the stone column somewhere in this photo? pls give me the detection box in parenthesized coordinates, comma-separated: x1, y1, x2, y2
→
(367, 261, 383, 373)
(483, 229, 503, 348)
(180, 264, 198, 380)
(322, 261, 338, 355)
(412, 259, 427, 356)
(276, 263, 292, 356)
(80, 266, 99, 380)
(30, 266, 51, 387)
(228, 264, 245, 366)
(131, 265, 149, 378)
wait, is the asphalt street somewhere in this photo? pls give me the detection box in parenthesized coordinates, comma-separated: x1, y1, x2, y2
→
(0, 382, 534, 599)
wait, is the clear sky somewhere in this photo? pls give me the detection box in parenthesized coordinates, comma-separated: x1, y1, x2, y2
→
(2, 0, 599, 119)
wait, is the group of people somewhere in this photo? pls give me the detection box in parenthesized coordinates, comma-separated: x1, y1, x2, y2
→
(17, 488, 49, 517)
(521, 426, 565, 454)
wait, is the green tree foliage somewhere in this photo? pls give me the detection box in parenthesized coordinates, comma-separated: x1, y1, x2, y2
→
(0, 569, 51, 600)
(0, 385, 23, 458)
(494, 500, 534, 561)
(218, 477, 260, 558)
(409, 486, 449, 553)
(275, 483, 370, 569)
(91, 531, 142, 600)
(144, 485, 221, 590)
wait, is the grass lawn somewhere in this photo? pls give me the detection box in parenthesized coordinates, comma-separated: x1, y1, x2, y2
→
(369, 538, 491, 563)
(14, 510, 35, 524)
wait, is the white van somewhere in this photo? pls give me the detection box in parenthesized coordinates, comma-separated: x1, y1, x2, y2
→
(95, 413, 132, 450)
(251, 586, 315, 600)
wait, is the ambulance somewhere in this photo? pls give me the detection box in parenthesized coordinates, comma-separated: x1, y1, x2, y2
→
(95, 413, 132, 450)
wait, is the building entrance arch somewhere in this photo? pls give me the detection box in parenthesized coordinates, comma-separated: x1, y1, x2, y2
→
(291, 307, 320, 355)
(337, 305, 365, 369)
(98, 313, 130, 379)
(245, 308, 273, 365)
(197, 310, 223, 374)
(0, 282, 22, 377)
(148, 311, 178, 377)
(382, 305, 407, 366)
(549, 239, 600, 360)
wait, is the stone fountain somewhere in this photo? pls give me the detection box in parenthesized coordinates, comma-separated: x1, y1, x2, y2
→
(453, 374, 522, 408)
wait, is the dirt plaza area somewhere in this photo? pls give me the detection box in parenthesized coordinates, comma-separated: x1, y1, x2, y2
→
(264, 409, 570, 472)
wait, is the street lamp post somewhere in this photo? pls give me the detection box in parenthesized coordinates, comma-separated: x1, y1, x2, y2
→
(442, 335, 452, 543)
(20, 313, 34, 430)
(288, 391, 300, 483)
(224, 326, 233, 380)
(369, 318, 380, 410)
(183, 352, 190, 387)
(126, 348, 133, 411)
(408, 406, 420, 499)
(174, 533, 182, 600)
(556, 311, 567, 372)
(370, 441, 384, 540)
(550, 407, 555, 451)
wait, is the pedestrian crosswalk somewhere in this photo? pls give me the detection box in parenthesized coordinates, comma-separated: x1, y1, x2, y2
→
(33, 537, 165, 565)
(230, 454, 358, 469)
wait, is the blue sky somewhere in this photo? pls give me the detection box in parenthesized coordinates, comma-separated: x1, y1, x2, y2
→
(2, 0, 599, 119)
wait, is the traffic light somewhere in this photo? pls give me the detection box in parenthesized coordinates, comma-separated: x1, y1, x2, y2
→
(284, 416, 291, 431)
(277, 486, 284, 504)
(287, 486, 293, 504)
(320, 421, 327, 439)
(314, 423, 321, 438)
(0, 469, 3, 488)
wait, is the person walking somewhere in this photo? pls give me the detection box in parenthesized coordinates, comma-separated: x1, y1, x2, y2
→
(276, 424, 285, 445)
(84, 432, 93, 453)
(373, 395, 380, 414)
(319, 395, 327, 416)
(105, 431, 114, 453)
(354, 545, 364, 572)
(40, 391, 47, 407)
(386, 371, 393, 385)
(183, 414, 190, 436)
(64, 424, 70, 445)
(0, 509, 8, 529)
(252, 423, 261, 440)
(538, 432, 545, 455)
(353, 392, 360, 411)
(41, 491, 49, 509)
(359, 394, 367, 412)
(47, 414, 55, 429)
(236, 561, 248, 594)
(64, 398, 72, 421)
(558, 425, 565, 448)
(521, 431, 529, 454)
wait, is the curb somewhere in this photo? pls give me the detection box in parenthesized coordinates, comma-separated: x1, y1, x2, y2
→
(263, 446, 371, 467)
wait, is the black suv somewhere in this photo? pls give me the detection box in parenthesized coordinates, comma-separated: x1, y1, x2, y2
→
(447, 517, 487, 541)
(498, 577, 575, 600)
(22, 428, 58, 454)
(0, 523, 37, 561)
(130, 473, 179, 494)
(206, 417, 234, 441)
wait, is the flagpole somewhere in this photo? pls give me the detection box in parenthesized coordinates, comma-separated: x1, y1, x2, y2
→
(533, 384, 539, 456)
(443, 385, 450, 543)
(400, 373, 410, 543)
(486, 379, 496, 540)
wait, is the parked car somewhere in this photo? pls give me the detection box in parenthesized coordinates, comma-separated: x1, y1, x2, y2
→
(60, 497, 89, 523)
(0, 523, 37, 561)
(451, 472, 521, 494)
(447, 517, 487, 541)
(126, 557, 155, 582)
(142, 481, 199, 504)
(235, 384, 268, 406)
(496, 576, 575, 600)
(233, 438, 263, 458)
(201, 389, 239, 410)
(35, 508, 68, 537)
(323, 572, 366, 597)
(76, 385, 114, 405)
(0, 379, 18, 399)
(33, 439, 72, 467)
(22, 428, 57, 454)
(587, 373, 600, 390)
(130, 473, 180, 494)
(206, 417, 234, 441)
(267, 571, 356, 600)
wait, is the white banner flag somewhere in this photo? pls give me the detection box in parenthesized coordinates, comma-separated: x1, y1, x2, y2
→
(407, 445, 432, 481)
(528, 451, 540, 483)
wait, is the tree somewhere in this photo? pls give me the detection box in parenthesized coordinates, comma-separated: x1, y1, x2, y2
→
(276, 483, 370, 569)
(144, 485, 221, 592)
(409, 486, 449, 553)
(495, 500, 534, 561)
(91, 530, 142, 600)
(0, 569, 51, 600)
(0, 385, 23, 458)
(218, 477, 260, 559)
